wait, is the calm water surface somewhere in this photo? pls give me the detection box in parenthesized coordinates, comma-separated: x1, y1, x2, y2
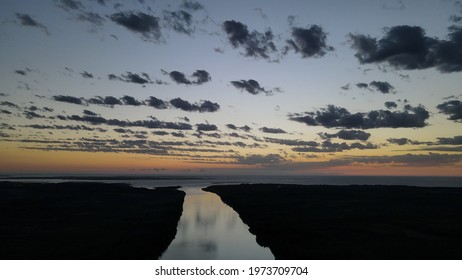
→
(159, 187, 273, 260)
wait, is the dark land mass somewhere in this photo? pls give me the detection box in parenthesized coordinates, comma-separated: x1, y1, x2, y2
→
(204, 184, 462, 260)
(0, 175, 207, 181)
(0, 181, 185, 260)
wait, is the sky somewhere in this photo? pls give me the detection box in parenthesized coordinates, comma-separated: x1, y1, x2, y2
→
(0, 0, 461, 176)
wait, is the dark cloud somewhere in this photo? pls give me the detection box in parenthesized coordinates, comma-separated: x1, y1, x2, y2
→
(181, 0, 204, 11)
(171, 132, 186, 138)
(53, 95, 85, 105)
(346, 153, 462, 167)
(170, 98, 219, 112)
(370, 81, 395, 94)
(15, 13, 49, 34)
(265, 137, 318, 147)
(387, 138, 428, 146)
(152, 131, 169, 136)
(226, 124, 252, 132)
(145, 96, 168, 109)
(121, 95, 142, 106)
(289, 104, 430, 129)
(83, 109, 97, 116)
(1, 101, 19, 109)
(168, 70, 211, 85)
(437, 100, 462, 121)
(196, 123, 218, 131)
(284, 25, 333, 58)
(77, 12, 105, 27)
(26, 124, 105, 132)
(349, 25, 462, 73)
(23, 111, 45, 119)
(108, 72, 152, 85)
(15, 70, 27, 76)
(235, 153, 286, 165)
(230, 79, 274, 95)
(260, 127, 287, 134)
(222, 20, 277, 60)
(64, 114, 193, 130)
(319, 129, 371, 141)
(436, 135, 462, 145)
(110, 12, 162, 42)
(81, 71, 94, 78)
(88, 96, 122, 106)
(55, 0, 84, 11)
(163, 10, 194, 35)
(0, 110, 12, 115)
(293, 141, 378, 153)
(356, 82, 369, 89)
(384, 101, 398, 109)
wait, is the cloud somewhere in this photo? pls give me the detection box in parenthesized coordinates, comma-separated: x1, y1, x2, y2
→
(235, 153, 286, 165)
(346, 153, 462, 167)
(289, 104, 430, 129)
(110, 12, 162, 42)
(83, 109, 98, 116)
(88, 96, 122, 106)
(437, 100, 462, 121)
(170, 98, 219, 112)
(284, 25, 333, 58)
(55, 0, 84, 11)
(265, 137, 318, 147)
(181, 0, 204, 11)
(171, 132, 186, 138)
(222, 20, 277, 60)
(81, 71, 94, 78)
(369, 81, 395, 94)
(196, 123, 218, 131)
(1, 110, 12, 115)
(77, 12, 105, 27)
(53, 95, 85, 105)
(121, 95, 142, 106)
(436, 135, 462, 145)
(1, 101, 19, 109)
(64, 114, 193, 130)
(25, 124, 105, 132)
(108, 72, 153, 85)
(260, 127, 287, 134)
(226, 124, 252, 131)
(349, 25, 462, 72)
(167, 70, 211, 85)
(384, 101, 398, 109)
(145, 96, 168, 109)
(292, 141, 378, 153)
(230, 79, 274, 95)
(319, 129, 371, 141)
(163, 10, 194, 35)
(15, 13, 48, 34)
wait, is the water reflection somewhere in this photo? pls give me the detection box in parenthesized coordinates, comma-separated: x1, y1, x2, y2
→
(160, 187, 274, 260)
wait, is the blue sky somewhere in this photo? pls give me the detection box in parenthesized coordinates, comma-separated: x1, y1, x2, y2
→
(1, 0, 461, 175)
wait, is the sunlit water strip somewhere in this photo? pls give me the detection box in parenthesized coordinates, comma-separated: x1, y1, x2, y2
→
(159, 187, 274, 260)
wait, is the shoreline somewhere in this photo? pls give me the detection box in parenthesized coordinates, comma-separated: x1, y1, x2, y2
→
(0, 181, 185, 260)
(204, 183, 462, 260)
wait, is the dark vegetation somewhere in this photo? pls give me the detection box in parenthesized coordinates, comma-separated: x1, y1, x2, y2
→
(205, 184, 462, 259)
(0, 182, 185, 259)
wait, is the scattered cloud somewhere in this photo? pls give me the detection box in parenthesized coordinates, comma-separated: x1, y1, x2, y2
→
(53, 95, 85, 105)
(80, 71, 94, 78)
(55, 0, 84, 11)
(260, 127, 287, 134)
(235, 153, 286, 165)
(349, 25, 462, 73)
(110, 11, 162, 42)
(108, 72, 153, 85)
(167, 70, 211, 85)
(437, 100, 462, 121)
(15, 13, 48, 34)
(284, 25, 333, 58)
(384, 101, 398, 109)
(170, 98, 219, 112)
(319, 129, 371, 141)
(230, 79, 280, 95)
(145, 96, 168, 109)
(181, 0, 204, 11)
(222, 20, 277, 60)
(289, 104, 430, 129)
(163, 10, 194, 35)
(196, 123, 218, 131)
(370, 81, 395, 94)
(265, 137, 318, 147)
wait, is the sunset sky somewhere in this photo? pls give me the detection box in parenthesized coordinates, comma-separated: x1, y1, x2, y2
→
(1, 0, 461, 176)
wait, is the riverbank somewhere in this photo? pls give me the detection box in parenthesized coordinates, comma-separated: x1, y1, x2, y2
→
(0, 181, 185, 259)
(204, 184, 462, 259)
